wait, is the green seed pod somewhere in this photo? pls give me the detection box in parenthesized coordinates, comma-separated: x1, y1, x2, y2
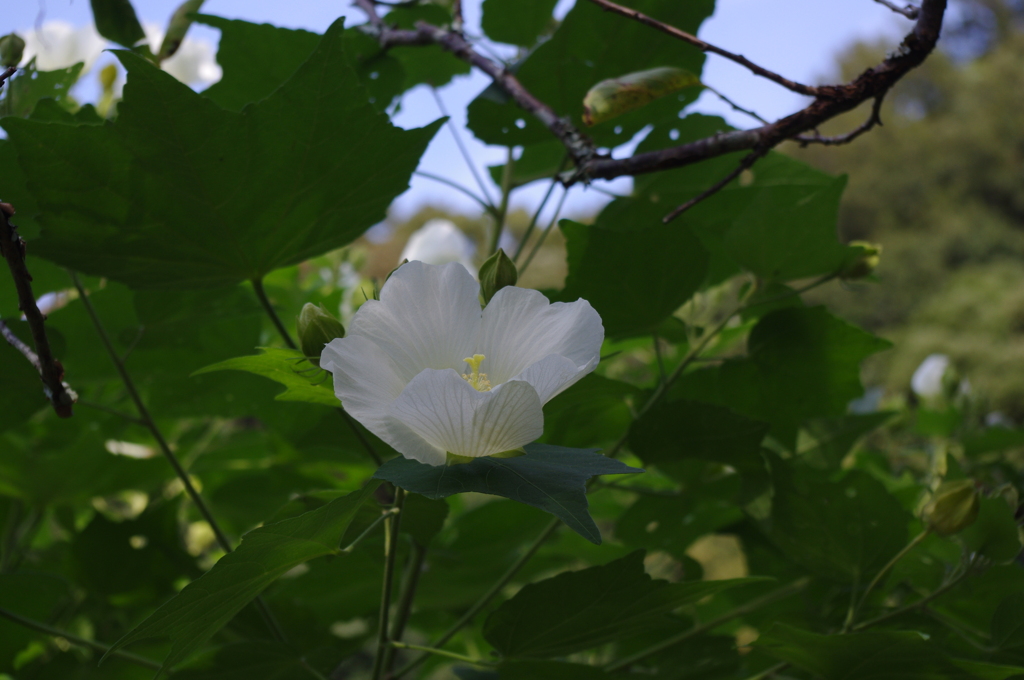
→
(297, 303, 345, 368)
(479, 249, 518, 304)
(840, 240, 882, 280)
(582, 66, 701, 127)
(0, 33, 26, 68)
(158, 0, 205, 62)
(924, 479, 980, 536)
(99, 63, 118, 92)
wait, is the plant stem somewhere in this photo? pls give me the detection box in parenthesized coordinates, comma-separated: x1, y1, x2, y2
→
(69, 271, 287, 644)
(741, 661, 790, 680)
(852, 561, 976, 632)
(341, 507, 398, 553)
(389, 641, 496, 666)
(251, 277, 297, 350)
(414, 171, 498, 218)
(487, 147, 515, 257)
(383, 542, 428, 672)
(76, 398, 147, 426)
(371, 488, 406, 680)
(605, 578, 810, 672)
(429, 87, 496, 209)
(392, 517, 561, 679)
(851, 529, 930, 627)
(518, 185, 568, 277)
(0, 605, 163, 671)
(513, 155, 569, 263)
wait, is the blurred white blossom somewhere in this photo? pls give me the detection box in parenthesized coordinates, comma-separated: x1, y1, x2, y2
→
(399, 219, 476, 274)
(143, 22, 222, 87)
(19, 21, 105, 72)
(911, 353, 951, 398)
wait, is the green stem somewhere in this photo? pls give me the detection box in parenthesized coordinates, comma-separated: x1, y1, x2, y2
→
(371, 488, 406, 680)
(392, 517, 561, 679)
(414, 171, 498, 218)
(605, 578, 810, 673)
(488, 147, 515, 257)
(76, 399, 147, 426)
(513, 154, 569, 263)
(389, 641, 496, 666)
(0, 605, 163, 671)
(852, 529, 930, 627)
(341, 507, 398, 554)
(383, 542, 428, 672)
(251, 277, 297, 350)
(518, 185, 569, 277)
(852, 561, 976, 632)
(429, 87, 496, 209)
(70, 271, 288, 645)
(741, 661, 790, 680)
(338, 409, 384, 466)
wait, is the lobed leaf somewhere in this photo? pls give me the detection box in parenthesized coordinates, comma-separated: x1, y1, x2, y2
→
(193, 347, 339, 408)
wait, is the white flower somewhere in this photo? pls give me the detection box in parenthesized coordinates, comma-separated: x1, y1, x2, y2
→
(19, 21, 106, 72)
(143, 23, 222, 87)
(911, 353, 950, 398)
(322, 261, 603, 466)
(399, 219, 477, 274)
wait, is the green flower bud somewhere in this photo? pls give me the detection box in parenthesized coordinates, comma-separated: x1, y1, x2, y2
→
(839, 241, 882, 280)
(99, 63, 118, 92)
(479, 249, 518, 304)
(924, 479, 980, 536)
(297, 303, 345, 368)
(0, 33, 26, 68)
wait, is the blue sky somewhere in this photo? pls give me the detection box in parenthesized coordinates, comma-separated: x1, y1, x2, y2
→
(2, 1, 908, 221)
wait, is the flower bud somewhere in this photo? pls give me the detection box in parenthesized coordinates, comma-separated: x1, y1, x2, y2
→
(99, 63, 118, 92)
(0, 33, 26, 68)
(924, 479, 980, 536)
(297, 303, 345, 368)
(839, 241, 882, 280)
(479, 249, 518, 304)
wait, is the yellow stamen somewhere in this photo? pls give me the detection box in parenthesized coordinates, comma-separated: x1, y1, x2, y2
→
(462, 354, 492, 392)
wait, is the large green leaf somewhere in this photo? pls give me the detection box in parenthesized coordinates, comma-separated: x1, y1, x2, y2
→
(193, 347, 339, 408)
(961, 496, 1023, 563)
(103, 482, 380, 674)
(0, 59, 83, 119)
(484, 550, 761, 658)
(557, 218, 710, 338)
(3, 19, 440, 289)
(373, 444, 642, 544)
(467, 0, 714, 147)
(481, 0, 558, 46)
(541, 373, 639, 449)
(0, 574, 71, 672)
(991, 592, 1024, 649)
(756, 624, 997, 679)
(90, 0, 146, 48)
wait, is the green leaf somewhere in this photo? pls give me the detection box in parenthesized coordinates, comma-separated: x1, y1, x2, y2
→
(763, 465, 910, 583)
(484, 550, 761, 658)
(800, 412, 896, 468)
(193, 347, 339, 408)
(951, 659, 1024, 680)
(756, 624, 979, 679)
(373, 443, 642, 544)
(384, 6, 471, 89)
(0, 574, 70, 673)
(991, 592, 1024, 649)
(961, 496, 1023, 564)
(962, 427, 1024, 457)
(481, 0, 558, 46)
(496, 660, 613, 679)
(173, 643, 327, 680)
(467, 0, 713, 147)
(0, 319, 50, 432)
(401, 494, 450, 547)
(90, 0, 146, 48)
(542, 373, 639, 449)
(3, 19, 440, 289)
(103, 482, 380, 674)
(487, 141, 566, 189)
(0, 59, 83, 119)
(557, 218, 710, 338)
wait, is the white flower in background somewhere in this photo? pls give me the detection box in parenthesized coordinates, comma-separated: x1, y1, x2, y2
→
(143, 23, 222, 87)
(911, 353, 951, 398)
(19, 21, 105, 72)
(322, 262, 603, 466)
(399, 219, 477, 274)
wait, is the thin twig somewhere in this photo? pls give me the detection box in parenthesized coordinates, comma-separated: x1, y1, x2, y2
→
(252, 277, 297, 350)
(513, 154, 570, 263)
(796, 93, 887, 146)
(662, 149, 764, 223)
(0, 203, 76, 417)
(0, 605, 163, 670)
(371, 489, 406, 680)
(586, 0, 819, 96)
(0, 66, 15, 84)
(518, 185, 569, 276)
(488, 146, 515, 256)
(76, 399, 147, 426)
(705, 85, 770, 124)
(341, 507, 398, 553)
(69, 271, 288, 645)
(414, 171, 496, 216)
(852, 560, 977, 631)
(874, 0, 921, 19)
(430, 87, 496, 208)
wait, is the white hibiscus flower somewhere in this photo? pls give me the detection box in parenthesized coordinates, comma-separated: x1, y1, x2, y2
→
(322, 261, 603, 466)
(399, 219, 477, 275)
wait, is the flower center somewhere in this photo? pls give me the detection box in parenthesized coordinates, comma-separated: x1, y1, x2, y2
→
(462, 354, 492, 392)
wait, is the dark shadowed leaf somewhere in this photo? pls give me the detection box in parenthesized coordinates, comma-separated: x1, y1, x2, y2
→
(90, 0, 146, 47)
(484, 550, 762, 658)
(401, 494, 450, 547)
(991, 592, 1024, 649)
(497, 660, 613, 679)
(193, 347, 339, 408)
(374, 443, 642, 544)
(481, 0, 558, 46)
(0, 574, 71, 672)
(3, 19, 440, 289)
(173, 643, 324, 680)
(961, 496, 1022, 563)
(103, 482, 379, 674)
(0, 59, 83, 119)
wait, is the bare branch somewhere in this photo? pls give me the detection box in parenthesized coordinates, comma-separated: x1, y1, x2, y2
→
(662, 150, 764, 223)
(874, 0, 921, 19)
(585, 0, 820, 96)
(0, 202, 76, 417)
(0, 67, 16, 84)
(795, 94, 886, 146)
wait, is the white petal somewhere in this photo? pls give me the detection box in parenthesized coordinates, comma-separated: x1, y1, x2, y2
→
(510, 353, 595, 404)
(400, 219, 477, 275)
(347, 261, 482, 383)
(389, 369, 543, 458)
(322, 335, 447, 466)
(478, 287, 604, 388)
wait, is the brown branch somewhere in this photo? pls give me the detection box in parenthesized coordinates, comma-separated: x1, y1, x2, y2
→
(0, 67, 16, 84)
(585, 0, 820, 97)
(795, 93, 887, 146)
(875, 0, 921, 19)
(0, 203, 76, 417)
(662, 150, 764, 223)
